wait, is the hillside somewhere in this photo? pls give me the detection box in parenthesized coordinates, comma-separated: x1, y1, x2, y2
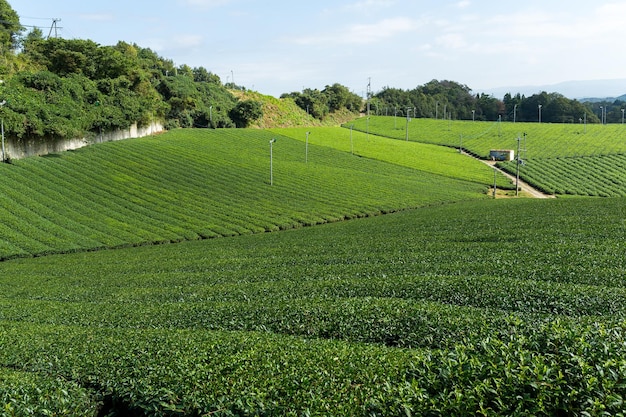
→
(0, 123, 624, 415)
(0, 12, 363, 149)
(0, 128, 488, 260)
(231, 90, 360, 128)
(354, 116, 626, 197)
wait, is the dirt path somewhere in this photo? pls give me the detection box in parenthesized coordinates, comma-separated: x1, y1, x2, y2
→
(464, 152, 555, 199)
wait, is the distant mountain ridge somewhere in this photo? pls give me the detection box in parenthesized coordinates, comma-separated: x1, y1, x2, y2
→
(579, 94, 626, 103)
(477, 79, 626, 101)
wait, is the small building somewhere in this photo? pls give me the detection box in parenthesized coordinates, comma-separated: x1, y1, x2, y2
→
(489, 149, 515, 161)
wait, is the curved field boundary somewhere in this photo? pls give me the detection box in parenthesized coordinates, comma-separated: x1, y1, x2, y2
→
(0, 128, 487, 260)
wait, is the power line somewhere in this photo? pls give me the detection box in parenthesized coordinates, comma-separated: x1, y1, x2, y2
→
(19, 15, 56, 21)
(0, 17, 63, 34)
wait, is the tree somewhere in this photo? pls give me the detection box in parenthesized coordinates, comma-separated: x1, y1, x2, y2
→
(229, 100, 262, 128)
(373, 80, 502, 121)
(193, 66, 220, 84)
(281, 89, 329, 119)
(503, 93, 523, 121)
(473, 93, 500, 121)
(322, 83, 361, 113)
(0, 0, 22, 53)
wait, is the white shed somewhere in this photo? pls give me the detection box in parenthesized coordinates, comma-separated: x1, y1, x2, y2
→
(489, 149, 515, 161)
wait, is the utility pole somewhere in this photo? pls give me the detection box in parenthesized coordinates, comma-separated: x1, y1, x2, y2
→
(0, 79, 5, 162)
(405, 108, 412, 141)
(47, 19, 61, 39)
(515, 133, 527, 197)
(350, 124, 354, 155)
(269, 138, 276, 185)
(516, 134, 521, 196)
(305, 131, 310, 163)
(366, 77, 371, 117)
(1, 105, 5, 162)
(365, 78, 371, 141)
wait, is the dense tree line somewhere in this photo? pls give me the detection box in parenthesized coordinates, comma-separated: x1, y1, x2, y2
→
(0, 8, 258, 140)
(502, 92, 600, 124)
(0, 0, 618, 145)
(371, 80, 497, 120)
(583, 98, 626, 124)
(371, 80, 603, 124)
(0, 0, 365, 143)
(281, 84, 362, 120)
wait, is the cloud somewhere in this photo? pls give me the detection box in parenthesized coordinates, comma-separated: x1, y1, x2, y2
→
(291, 17, 417, 46)
(178, 0, 232, 9)
(79, 13, 114, 22)
(343, 0, 396, 12)
(142, 34, 204, 55)
(586, 2, 626, 35)
(172, 34, 204, 48)
(436, 33, 467, 50)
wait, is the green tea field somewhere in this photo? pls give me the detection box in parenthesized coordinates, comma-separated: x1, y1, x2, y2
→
(269, 127, 511, 188)
(0, 197, 625, 415)
(0, 127, 624, 415)
(352, 116, 626, 197)
(0, 128, 491, 260)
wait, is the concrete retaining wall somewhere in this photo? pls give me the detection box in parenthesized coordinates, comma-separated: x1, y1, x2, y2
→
(2, 121, 164, 160)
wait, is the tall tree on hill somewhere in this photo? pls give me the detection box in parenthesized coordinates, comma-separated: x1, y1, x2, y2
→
(323, 83, 362, 113)
(0, 0, 22, 54)
(229, 99, 263, 128)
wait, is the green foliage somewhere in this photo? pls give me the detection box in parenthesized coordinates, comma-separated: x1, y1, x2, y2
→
(4, 31, 243, 138)
(0, 197, 624, 414)
(374, 80, 599, 123)
(0, 0, 22, 52)
(271, 127, 511, 187)
(349, 116, 626, 196)
(0, 128, 486, 260)
(375, 79, 483, 120)
(499, 154, 626, 197)
(1, 71, 95, 138)
(0, 368, 99, 416)
(324, 83, 362, 113)
(229, 99, 263, 128)
(281, 83, 362, 120)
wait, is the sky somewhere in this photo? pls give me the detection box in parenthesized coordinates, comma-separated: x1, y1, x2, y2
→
(10, 0, 626, 98)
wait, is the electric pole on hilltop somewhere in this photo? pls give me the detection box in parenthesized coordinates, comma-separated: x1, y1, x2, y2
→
(366, 77, 371, 117)
(366, 78, 371, 140)
(515, 133, 527, 197)
(47, 19, 61, 39)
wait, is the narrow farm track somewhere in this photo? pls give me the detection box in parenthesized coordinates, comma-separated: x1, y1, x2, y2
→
(464, 152, 555, 199)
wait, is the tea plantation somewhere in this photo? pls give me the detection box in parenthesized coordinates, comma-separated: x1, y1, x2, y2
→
(0, 128, 490, 260)
(352, 116, 626, 197)
(0, 127, 624, 415)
